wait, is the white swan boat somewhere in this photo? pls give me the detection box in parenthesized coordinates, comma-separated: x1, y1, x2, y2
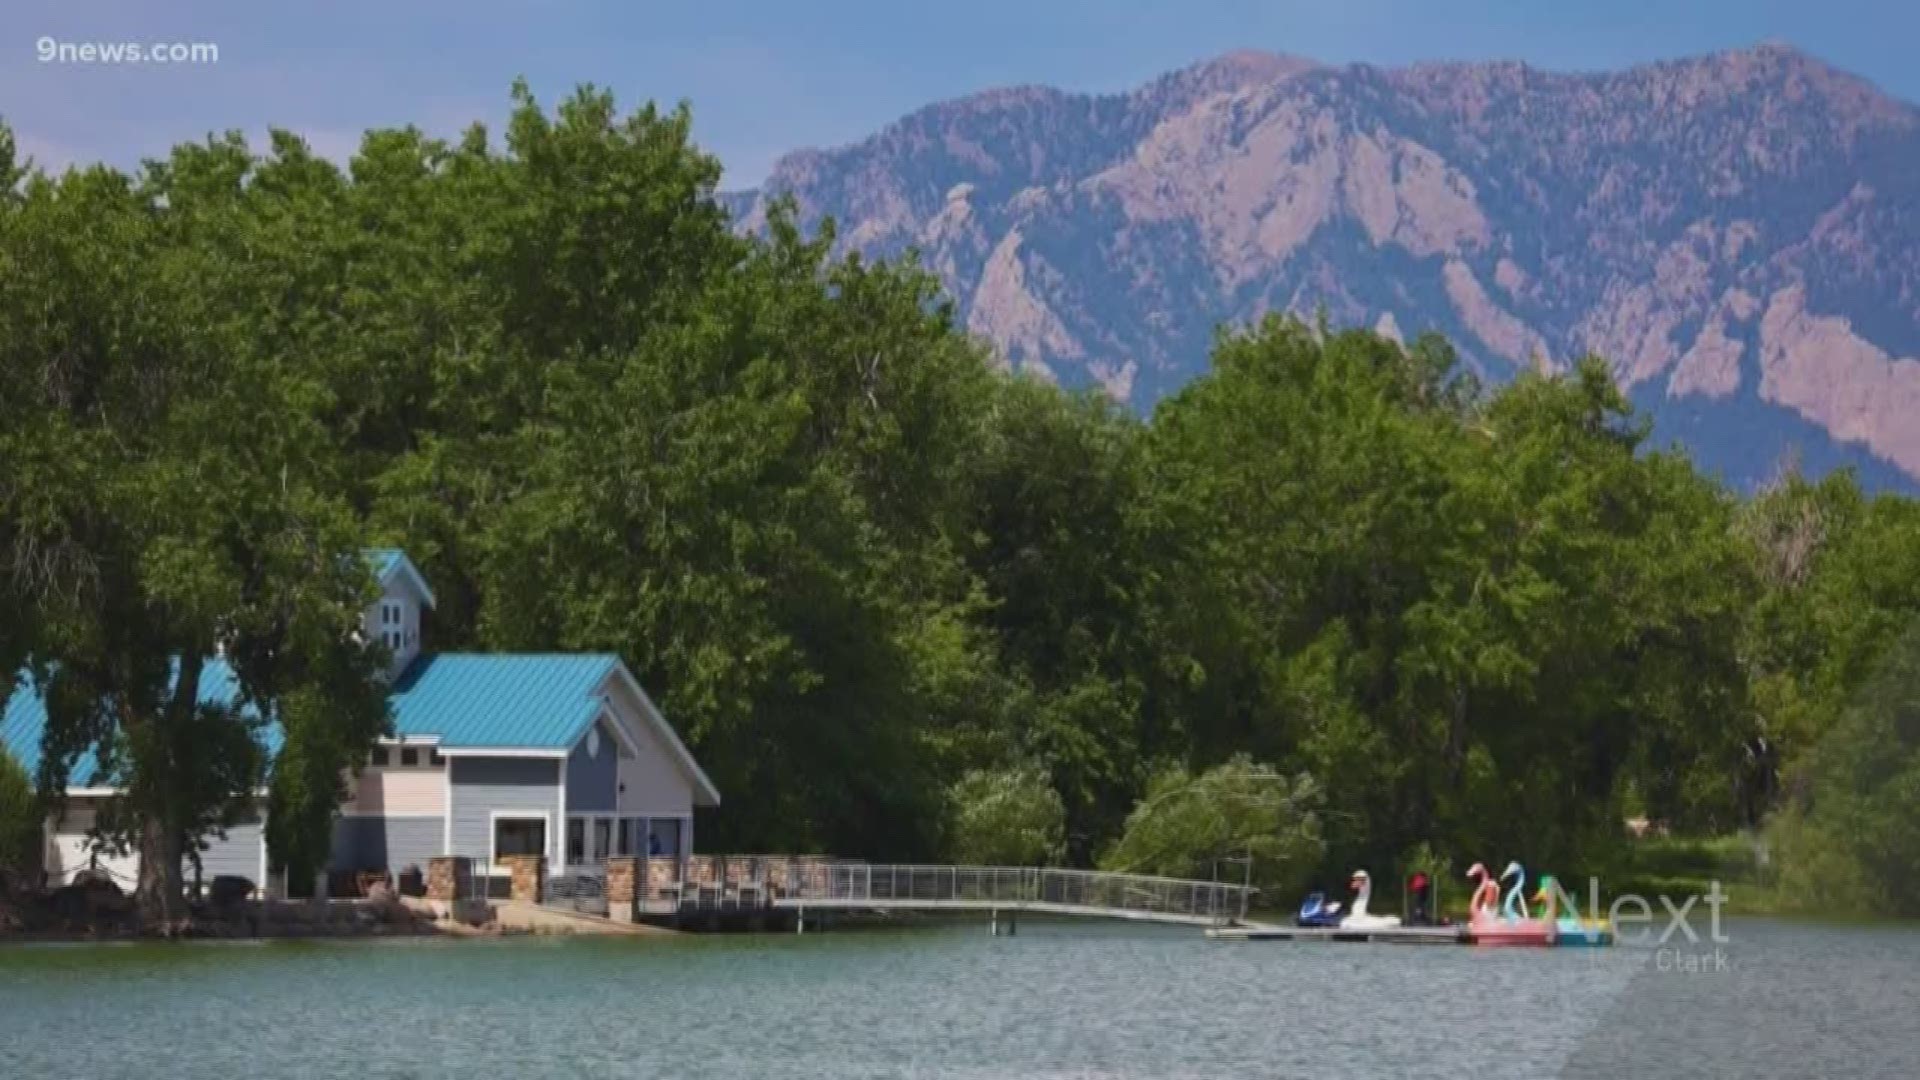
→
(1337, 869, 1404, 931)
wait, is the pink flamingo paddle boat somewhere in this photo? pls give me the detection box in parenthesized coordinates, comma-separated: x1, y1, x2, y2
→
(1465, 861, 1500, 923)
(1467, 861, 1553, 947)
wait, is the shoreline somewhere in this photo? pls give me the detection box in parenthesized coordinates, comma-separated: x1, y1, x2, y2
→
(0, 893, 681, 943)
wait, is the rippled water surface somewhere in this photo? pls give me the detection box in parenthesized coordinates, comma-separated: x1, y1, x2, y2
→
(2, 918, 1916, 1078)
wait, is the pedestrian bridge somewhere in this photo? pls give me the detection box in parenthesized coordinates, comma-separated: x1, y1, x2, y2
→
(540, 857, 1261, 929)
(771, 864, 1255, 928)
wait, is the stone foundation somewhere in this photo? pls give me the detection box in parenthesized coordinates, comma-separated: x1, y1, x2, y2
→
(427, 857, 473, 902)
(647, 856, 680, 903)
(502, 855, 545, 904)
(605, 857, 638, 922)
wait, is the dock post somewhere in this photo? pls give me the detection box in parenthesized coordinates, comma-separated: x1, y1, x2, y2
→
(990, 908, 998, 936)
(796, 906, 806, 935)
(1007, 909, 1017, 937)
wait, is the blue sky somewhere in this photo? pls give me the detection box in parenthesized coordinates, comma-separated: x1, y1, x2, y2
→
(7, 0, 1918, 189)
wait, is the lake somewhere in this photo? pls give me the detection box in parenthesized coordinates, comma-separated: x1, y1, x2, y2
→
(2, 917, 1915, 1078)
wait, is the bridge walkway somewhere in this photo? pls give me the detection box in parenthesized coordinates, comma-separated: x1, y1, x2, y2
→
(770, 864, 1257, 928)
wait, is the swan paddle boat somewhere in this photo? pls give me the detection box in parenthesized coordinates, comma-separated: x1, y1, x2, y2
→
(1466, 861, 1553, 946)
(1464, 861, 1500, 921)
(1532, 874, 1613, 947)
(1337, 870, 1403, 931)
(1294, 891, 1345, 928)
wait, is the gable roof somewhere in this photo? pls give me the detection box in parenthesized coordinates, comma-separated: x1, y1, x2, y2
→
(366, 548, 436, 608)
(605, 661, 722, 807)
(2, 654, 716, 803)
(389, 653, 614, 748)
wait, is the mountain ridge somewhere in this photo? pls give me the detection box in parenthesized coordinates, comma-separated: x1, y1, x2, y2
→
(728, 43, 1920, 489)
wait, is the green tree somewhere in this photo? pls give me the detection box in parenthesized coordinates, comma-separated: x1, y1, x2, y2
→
(1768, 625, 1920, 915)
(954, 379, 1156, 857)
(1739, 472, 1920, 797)
(0, 748, 38, 892)
(1101, 755, 1325, 898)
(0, 126, 391, 925)
(947, 766, 1067, 866)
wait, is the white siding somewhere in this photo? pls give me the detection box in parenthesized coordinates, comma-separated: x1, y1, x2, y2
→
(47, 799, 263, 889)
(605, 677, 696, 815)
(363, 571, 428, 675)
(46, 798, 139, 888)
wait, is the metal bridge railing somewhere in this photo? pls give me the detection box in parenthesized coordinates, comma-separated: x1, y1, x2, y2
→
(542, 872, 610, 917)
(784, 864, 1252, 923)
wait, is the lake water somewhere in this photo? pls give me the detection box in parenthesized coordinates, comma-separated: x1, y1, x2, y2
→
(2, 917, 1915, 1079)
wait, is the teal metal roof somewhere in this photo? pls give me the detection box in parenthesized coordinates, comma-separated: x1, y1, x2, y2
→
(1, 659, 271, 786)
(366, 548, 406, 580)
(389, 653, 617, 748)
(4, 653, 622, 784)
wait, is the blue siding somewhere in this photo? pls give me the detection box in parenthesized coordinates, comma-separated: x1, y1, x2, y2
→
(187, 817, 262, 884)
(565, 720, 618, 813)
(449, 757, 559, 866)
(329, 816, 443, 873)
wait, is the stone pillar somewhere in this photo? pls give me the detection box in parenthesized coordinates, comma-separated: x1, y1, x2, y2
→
(427, 856, 472, 902)
(606, 856, 639, 922)
(647, 855, 678, 904)
(503, 854, 545, 904)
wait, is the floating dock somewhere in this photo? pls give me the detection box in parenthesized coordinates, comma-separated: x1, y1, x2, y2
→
(1207, 923, 1468, 945)
(1207, 923, 1613, 947)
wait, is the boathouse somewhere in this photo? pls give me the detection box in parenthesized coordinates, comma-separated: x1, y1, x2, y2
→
(0, 550, 720, 896)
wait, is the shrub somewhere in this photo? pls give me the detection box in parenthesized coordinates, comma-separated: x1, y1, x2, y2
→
(0, 748, 40, 891)
(208, 875, 255, 907)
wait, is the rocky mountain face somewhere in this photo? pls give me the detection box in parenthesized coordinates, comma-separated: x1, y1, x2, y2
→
(728, 45, 1920, 489)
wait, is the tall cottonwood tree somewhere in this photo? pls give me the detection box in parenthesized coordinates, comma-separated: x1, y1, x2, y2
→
(0, 127, 390, 926)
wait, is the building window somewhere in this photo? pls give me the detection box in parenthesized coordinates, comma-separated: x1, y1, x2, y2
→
(649, 818, 681, 857)
(428, 749, 444, 767)
(493, 817, 546, 862)
(565, 818, 585, 864)
(370, 747, 389, 767)
(592, 818, 612, 862)
(400, 747, 419, 767)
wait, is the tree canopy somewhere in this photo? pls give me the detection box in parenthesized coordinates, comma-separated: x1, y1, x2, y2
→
(4, 85, 1920, 921)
